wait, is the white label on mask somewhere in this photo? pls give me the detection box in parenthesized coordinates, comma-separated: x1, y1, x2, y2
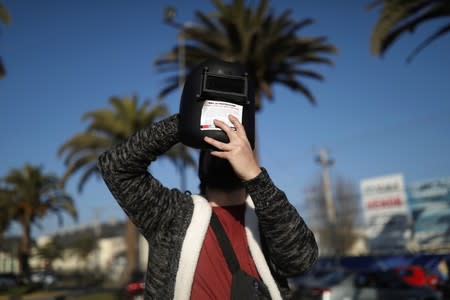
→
(200, 100, 243, 131)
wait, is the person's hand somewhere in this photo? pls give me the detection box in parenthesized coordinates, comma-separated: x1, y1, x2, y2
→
(203, 115, 261, 181)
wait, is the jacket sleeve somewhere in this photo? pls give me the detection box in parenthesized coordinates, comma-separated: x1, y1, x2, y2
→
(244, 168, 318, 278)
(97, 114, 191, 240)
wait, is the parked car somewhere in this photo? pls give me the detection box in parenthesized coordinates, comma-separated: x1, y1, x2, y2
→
(354, 270, 442, 300)
(0, 273, 19, 291)
(120, 271, 144, 300)
(393, 265, 439, 289)
(289, 267, 340, 290)
(291, 268, 442, 300)
(30, 271, 57, 288)
(291, 268, 354, 300)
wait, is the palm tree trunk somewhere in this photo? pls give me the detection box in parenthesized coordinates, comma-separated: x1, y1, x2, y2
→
(19, 220, 31, 277)
(121, 218, 139, 284)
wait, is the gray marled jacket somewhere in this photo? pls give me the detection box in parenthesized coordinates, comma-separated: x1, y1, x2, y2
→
(97, 114, 318, 300)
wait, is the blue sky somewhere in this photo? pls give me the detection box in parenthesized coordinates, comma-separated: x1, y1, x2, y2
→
(1, 0, 450, 237)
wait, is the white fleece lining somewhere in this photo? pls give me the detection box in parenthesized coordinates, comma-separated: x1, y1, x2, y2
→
(245, 196, 283, 300)
(174, 195, 211, 300)
(173, 195, 282, 300)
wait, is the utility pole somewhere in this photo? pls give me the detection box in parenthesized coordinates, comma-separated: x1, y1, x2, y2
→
(164, 6, 193, 193)
(164, 6, 191, 90)
(305, 188, 320, 245)
(316, 148, 340, 260)
(316, 148, 336, 224)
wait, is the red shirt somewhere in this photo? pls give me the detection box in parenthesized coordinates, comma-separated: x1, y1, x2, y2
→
(190, 204, 260, 300)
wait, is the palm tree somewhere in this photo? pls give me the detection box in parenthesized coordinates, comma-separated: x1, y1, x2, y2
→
(58, 95, 196, 282)
(58, 95, 168, 192)
(35, 237, 64, 271)
(68, 233, 98, 270)
(0, 191, 17, 268)
(369, 0, 450, 62)
(0, 164, 78, 276)
(0, 189, 13, 236)
(155, 0, 337, 110)
(0, 2, 11, 78)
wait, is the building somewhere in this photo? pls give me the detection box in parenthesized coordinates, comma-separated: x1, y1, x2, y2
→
(408, 177, 450, 253)
(360, 174, 411, 254)
(0, 236, 20, 273)
(29, 219, 126, 278)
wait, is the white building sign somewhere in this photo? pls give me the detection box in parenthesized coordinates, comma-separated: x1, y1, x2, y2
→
(360, 174, 410, 253)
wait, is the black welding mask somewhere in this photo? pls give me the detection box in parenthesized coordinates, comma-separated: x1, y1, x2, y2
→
(179, 59, 255, 150)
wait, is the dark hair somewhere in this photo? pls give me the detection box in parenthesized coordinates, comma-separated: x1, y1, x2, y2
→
(198, 150, 207, 195)
(197, 149, 243, 194)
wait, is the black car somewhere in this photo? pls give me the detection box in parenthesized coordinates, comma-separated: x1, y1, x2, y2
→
(0, 273, 19, 291)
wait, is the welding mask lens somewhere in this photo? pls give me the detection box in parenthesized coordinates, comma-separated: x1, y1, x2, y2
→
(201, 72, 248, 104)
(204, 73, 247, 95)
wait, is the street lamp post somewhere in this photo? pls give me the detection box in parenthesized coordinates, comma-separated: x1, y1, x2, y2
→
(316, 148, 336, 225)
(316, 148, 339, 260)
(164, 6, 188, 90)
(163, 7, 193, 193)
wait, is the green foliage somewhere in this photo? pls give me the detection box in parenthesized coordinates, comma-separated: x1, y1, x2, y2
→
(369, 0, 450, 62)
(0, 3, 11, 25)
(155, 0, 337, 110)
(58, 95, 196, 192)
(0, 164, 77, 274)
(1, 164, 78, 226)
(58, 95, 196, 283)
(68, 233, 98, 261)
(58, 95, 175, 192)
(0, 3, 10, 79)
(35, 237, 64, 268)
(0, 189, 14, 235)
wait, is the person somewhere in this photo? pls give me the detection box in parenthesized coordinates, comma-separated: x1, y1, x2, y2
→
(97, 113, 318, 299)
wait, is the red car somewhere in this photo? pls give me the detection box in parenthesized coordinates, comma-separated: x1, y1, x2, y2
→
(122, 271, 145, 300)
(394, 265, 439, 289)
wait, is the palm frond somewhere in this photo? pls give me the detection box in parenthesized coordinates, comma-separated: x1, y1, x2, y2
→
(195, 11, 219, 32)
(62, 154, 98, 190)
(277, 78, 316, 104)
(155, 0, 336, 109)
(407, 22, 450, 62)
(254, 0, 268, 26)
(0, 163, 78, 267)
(378, 3, 449, 55)
(157, 78, 180, 100)
(294, 69, 324, 81)
(370, 0, 432, 55)
(0, 3, 11, 25)
(59, 95, 193, 192)
(76, 164, 100, 193)
(370, 0, 450, 60)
